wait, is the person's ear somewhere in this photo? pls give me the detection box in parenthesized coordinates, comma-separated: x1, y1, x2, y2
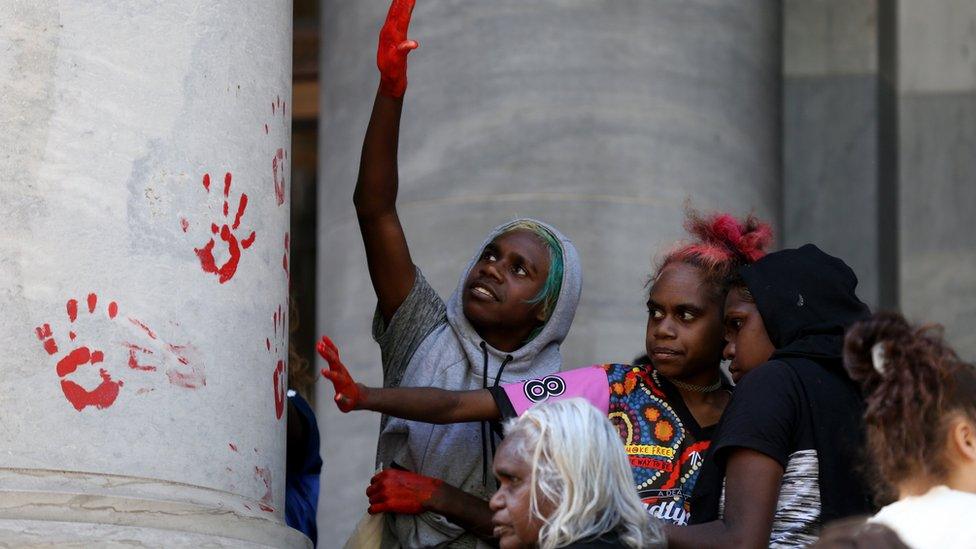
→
(952, 419, 976, 462)
(534, 304, 548, 324)
(950, 417, 976, 462)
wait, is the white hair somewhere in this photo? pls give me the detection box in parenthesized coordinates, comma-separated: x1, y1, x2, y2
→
(503, 398, 664, 549)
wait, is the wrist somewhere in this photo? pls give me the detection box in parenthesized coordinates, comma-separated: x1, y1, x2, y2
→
(378, 77, 406, 99)
(356, 383, 371, 411)
(422, 479, 449, 513)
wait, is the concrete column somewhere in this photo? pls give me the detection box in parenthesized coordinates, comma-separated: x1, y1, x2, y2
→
(782, 0, 883, 307)
(0, 2, 307, 546)
(895, 0, 976, 359)
(318, 0, 780, 541)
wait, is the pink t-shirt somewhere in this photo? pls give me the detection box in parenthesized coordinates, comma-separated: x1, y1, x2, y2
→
(497, 365, 610, 415)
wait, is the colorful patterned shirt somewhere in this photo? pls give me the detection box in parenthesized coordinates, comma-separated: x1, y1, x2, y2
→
(490, 363, 719, 525)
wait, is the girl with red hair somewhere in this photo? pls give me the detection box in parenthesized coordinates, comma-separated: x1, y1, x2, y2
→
(321, 210, 773, 539)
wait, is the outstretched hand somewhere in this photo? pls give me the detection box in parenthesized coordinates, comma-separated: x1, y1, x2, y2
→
(377, 0, 419, 98)
(317, 335, 364, 412)
(366, 468, 444, 515)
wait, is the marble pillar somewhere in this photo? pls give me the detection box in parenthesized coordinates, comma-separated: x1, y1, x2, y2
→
(0, 1, 307, 546)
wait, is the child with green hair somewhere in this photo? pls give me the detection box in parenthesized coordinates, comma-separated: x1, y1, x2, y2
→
(350, 0, 582, 546)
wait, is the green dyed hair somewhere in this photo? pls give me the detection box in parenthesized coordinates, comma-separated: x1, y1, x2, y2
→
(498, 220, 564, 338)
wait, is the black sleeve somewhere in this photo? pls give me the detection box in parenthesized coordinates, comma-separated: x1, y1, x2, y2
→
(711, 361, 802, 470)
(487, 385, 518, 421)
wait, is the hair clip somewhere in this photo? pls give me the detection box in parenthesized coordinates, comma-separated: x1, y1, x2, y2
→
(871, 342, 887, 376)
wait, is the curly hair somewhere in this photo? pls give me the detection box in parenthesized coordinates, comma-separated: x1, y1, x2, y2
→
(654, 209, 774, 301)
(844, 312, 976, 501)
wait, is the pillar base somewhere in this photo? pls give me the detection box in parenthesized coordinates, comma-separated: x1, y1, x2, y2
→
(0, 468, 310, 548)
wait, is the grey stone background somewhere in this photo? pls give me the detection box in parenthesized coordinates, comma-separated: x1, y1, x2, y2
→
(316, 0, 976, 542)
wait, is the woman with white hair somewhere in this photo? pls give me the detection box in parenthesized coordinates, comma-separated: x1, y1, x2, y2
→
(490, 398, 664, 549)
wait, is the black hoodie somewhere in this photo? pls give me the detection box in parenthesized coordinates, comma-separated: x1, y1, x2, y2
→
(688, 245, 874, 545)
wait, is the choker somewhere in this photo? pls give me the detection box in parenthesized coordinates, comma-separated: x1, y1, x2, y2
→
(653, 369, 722, 393)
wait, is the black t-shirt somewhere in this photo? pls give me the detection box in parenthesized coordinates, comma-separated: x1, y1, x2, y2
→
(690, 359, 871, 547)
(558, 530, 627, 548)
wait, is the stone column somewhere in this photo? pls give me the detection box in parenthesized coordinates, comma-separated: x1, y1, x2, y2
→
(782, 0, 883, 307)
(894, 0, 976, 359)
(0, 2, 307, 546)
(317, 0, 781, 541)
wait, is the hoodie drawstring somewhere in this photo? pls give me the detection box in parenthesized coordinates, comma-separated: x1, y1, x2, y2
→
(479, 342, 490, 487)
(478, 342, 514, 487)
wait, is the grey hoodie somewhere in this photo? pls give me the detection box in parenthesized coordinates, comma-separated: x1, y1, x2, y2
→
(371, 218, 582, 548)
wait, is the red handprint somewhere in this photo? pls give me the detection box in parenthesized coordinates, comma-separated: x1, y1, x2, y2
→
(191, 172, 256, 284)
(35, 293, 123, 411)
(267, 304, 287, 420)
(265, 96, 288, 206)
(282, 232, 290, 284)
(35, 295, 205, 411)
(366, 469, 444, 515)
(317, 335, 363, 412)
(377, 0, 419, 98)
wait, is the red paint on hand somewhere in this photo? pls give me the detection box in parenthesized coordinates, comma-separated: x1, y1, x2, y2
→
(317, 335, 363, 413)
(192, 172, 256, 284)
(366, 469, 443, 515)
(377, 0, 419, 98)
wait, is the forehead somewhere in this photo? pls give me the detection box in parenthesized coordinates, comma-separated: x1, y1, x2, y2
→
(724, 287, 758, 314)
(650, 263, 710, 305)
(493, 437, 531, 476)
(490, 229, 549, 262)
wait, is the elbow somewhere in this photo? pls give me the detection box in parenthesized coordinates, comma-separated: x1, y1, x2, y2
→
(353, 188, 394, 222)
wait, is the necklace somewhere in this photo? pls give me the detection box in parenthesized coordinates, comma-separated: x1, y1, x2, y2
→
(652, 369, 722, 393)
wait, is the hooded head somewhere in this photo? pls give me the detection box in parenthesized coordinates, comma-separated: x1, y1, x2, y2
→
(446, 218, 581, 374)
(723, 244, 870, 381)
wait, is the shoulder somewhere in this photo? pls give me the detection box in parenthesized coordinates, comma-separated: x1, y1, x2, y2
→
(732, 360, 801, 398)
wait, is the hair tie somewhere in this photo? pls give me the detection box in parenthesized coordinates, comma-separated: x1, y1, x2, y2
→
(871, 342, 887, 376)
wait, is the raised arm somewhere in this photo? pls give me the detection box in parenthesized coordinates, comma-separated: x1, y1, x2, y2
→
(355, 0, 422, 323)
(317, 336, 501, 423)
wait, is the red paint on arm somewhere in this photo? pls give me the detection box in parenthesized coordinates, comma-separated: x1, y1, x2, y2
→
(202, 173, 211, 191)
(67, 299, 78, 322)
(87, 293, 97, 313)
(108, 302, 118, 319)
